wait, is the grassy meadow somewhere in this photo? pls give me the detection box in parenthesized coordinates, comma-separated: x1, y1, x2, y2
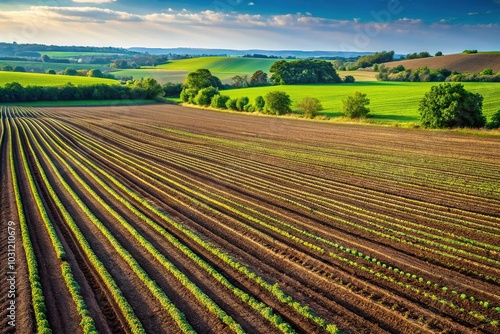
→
(120, 56, 279, 84)
(111, 68, 190, 83)
(222, 81, 500, 124)
(0, 71, 118, 87)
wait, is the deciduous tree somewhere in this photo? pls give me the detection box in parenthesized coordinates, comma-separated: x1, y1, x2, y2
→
(419, 83, 485, 128)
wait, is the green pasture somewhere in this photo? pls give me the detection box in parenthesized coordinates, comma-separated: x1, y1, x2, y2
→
(223, 82, 500, 124)
(0, 72, 118, 87)
(157, 56, 278, 73)
(111, 69, 190, 83)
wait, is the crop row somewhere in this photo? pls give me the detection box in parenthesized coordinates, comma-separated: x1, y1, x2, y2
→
(18, 106, 500, 331)
(73, 119, 499, 254)
(4, 107, 52, 334)
(55, 117, 500, 294)
(38, 114, 499, 329)
(28, 111, 340, 333)
(18, 116, 199, 334)
(12, 111, 146, 334)
(150, 126, 500, 206)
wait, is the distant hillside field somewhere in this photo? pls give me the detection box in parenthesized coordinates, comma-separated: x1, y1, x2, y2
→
(222, 82, 500, 124)
(117, 57, 375, 84)
(157, 56, 280, 73)
(384, 53, 500, 73)
(0, 72, 118, 87)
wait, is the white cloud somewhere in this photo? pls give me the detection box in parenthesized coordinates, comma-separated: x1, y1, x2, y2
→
(0, 6, 498, 53)
(248, 2, 254, 5)
(397, 18, 423, 24)
(468, 12, 479, 15)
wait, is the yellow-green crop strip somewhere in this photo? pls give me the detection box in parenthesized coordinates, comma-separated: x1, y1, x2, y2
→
(4, 107, 52, 334)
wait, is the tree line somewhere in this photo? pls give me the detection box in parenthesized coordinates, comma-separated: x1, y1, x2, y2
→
(376, 65, 500, 82)
(0, 79, 163, 103)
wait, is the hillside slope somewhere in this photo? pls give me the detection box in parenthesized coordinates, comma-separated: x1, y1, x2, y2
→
(157, 57, 278, 74)
(0, 72, 117, 86)
(384, 53, 500, 73)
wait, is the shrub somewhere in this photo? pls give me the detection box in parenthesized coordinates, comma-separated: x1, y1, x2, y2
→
(46, 69, 56, 75)
(226, 98, 238, 110)
(419, 83, 485, 128)
(194, 87, 218, 106)
(342, 91, 370, 118)
(264, 91, 292, 115)
(64, 68, 78, 76)
(236, 96, 250, 111)
(297, 97, 323, 119)
(210, 95, 230, 109)
(343, 75, 355, 83)
(481, 68, 494, 76)
(244, 104, 255, 112)
(180, 88, 197, 103)
(486, 110, 500, 129)
(13, 66, 26, 72)
(254, 96, 265, 111)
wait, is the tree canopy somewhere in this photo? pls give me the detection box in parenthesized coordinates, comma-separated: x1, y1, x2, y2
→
(419, 83, 486, 128)
(181, 68, 222, 103)
(184, 68, 222, 91)
(354, 51, 394, 69)
(270, 59, 341, 85)
(264, 91, 292, 115)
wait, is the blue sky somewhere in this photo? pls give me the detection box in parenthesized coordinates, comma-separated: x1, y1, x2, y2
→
(0, 0, 498, 53)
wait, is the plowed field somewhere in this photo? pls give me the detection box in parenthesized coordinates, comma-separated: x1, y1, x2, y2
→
(1, 104, 499, 333)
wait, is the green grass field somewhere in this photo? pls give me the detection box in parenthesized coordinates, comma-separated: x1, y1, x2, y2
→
(0, 72, 118, 87)
(157, 56, 278, 73)
(111, 69, 190, 83)
(222, 82, 500, 124)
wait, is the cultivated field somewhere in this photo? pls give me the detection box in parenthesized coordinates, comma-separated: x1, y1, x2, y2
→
(385, 53, 500, 73)
(1, 105, 499, 333)
(0, 72, 117, 87)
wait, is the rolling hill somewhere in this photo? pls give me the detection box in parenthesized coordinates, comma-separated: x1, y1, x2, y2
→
(0, 71, 118, 87)
(157, 56, 279, 74)
(383, 53, 500, 73)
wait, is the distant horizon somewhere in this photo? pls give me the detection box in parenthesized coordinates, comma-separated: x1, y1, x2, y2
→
(0, 1, 498, 54)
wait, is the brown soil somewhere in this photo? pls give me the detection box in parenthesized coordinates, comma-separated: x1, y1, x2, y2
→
(2, 104, 500, 333)
(384, 53, 500, 73)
